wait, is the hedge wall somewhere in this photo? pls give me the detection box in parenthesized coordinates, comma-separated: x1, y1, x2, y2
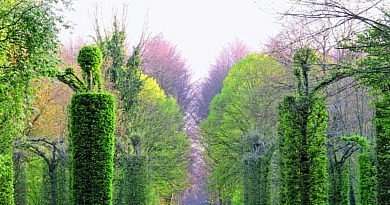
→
(69, 92, 115, 205)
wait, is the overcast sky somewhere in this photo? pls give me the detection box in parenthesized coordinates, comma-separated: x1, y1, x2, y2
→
(59, 0, 288, 80)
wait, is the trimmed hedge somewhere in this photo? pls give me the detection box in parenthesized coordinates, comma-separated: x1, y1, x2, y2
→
(0, 154, 14, 205)
(124, 155, 148, 205)
(375, 95, 390, 205)
(77, 46, 103, 91)
(243, 155, 270, 205)
(358, 152, 377, 205)
(0, 114, 15, 205)
(69, 92, 115, 205)
(278, 96, 328, 205)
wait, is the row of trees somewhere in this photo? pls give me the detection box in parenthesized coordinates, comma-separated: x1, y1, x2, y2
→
(1, 1, 193, 205)
(198, 0, 388, 204)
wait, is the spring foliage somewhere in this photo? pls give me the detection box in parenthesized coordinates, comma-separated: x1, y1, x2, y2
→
(77, 46, 104, 91)
(69, 93, 115, 205)
(201, 54, 286, 203)
(1, 0, 67, 204)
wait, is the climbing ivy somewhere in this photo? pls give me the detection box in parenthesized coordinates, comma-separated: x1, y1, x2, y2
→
(358, 151, 377, 205)
(375, 95, 390, 205)
(277, 47, 328, 205)
(278, 95, 328, 205)
(123, 155, 148, 205)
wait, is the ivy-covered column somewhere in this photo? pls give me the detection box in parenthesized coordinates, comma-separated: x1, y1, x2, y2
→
(69, 46, 115, 205)
(375, 94, 389, 205)
(243, 155, 270, 205)
(243, 156, 262, 205)
(0, 126, 15, 205)
(278, 96, 328, 205)
(328, 163, 350, 205)
(277, 48, 328, 205)
(358, 151, 377, 205)
(124, 155, 148, 205)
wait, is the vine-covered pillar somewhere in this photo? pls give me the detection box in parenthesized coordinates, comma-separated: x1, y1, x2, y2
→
(278, 96, 302, 205)
(375, 94, 389, 205)
(69, 46, 115, 205)
(123, 155, 148, 205)
(358, 151, 377, 205)
(0, 111, 17, 205)
(243, 155, 270, 205)
(278, 95, 328, 205)
(243, 156, 261, 205)
(328, 162, 350, 205)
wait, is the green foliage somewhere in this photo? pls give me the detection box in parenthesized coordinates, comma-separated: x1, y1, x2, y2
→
(350, 27, 389, 94)
(98, 19, 126, 84)
(293, 47, 318, 68)
(348, 17, 389, 205)
(77, 46, 103, 73)
(201, 54, 287, 202)
(0, 155, 14, 205)
(117, 45, 144, 119)
(94, 22, 186, 203)
(341, 135, 369, 149)
(77, 46, 104, 91)
(124, 155, 148, 205)
(292, 47, 319, 96)
(131, 75, 190, 200)
(13, 157, 27, 205)
(328, 163, 350, 205)
(143, 97, 189, 199)
(375, 95, 390, 204)
(278, 95, 328, 205)
(69, 93, 115, 205)
(0, 0, 68, 203)
(243, 155, 270, 205)
(56, 158, 71, 205)
(277, 96, 299, 205)
(348, 20, 389, 205)
(358, 151, 377, 205)
(25, 158, 47, 205)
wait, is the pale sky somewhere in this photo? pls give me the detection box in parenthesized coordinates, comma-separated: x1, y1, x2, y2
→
(59, 0, 287, 80)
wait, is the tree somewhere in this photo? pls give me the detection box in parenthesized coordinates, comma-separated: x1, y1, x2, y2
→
(0, 0, 69, 204)
(358, 150, 377, 205)
(132, 74, 190, 204)
(195, 40, 249, 122)
(278, 48, 328, 205)
(201, 54, 287, 204)
(142, 34, 193, 111)
(91, 17, 191, 204)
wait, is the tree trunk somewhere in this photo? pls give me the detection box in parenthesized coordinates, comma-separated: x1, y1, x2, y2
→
(49, 166, 57, 205)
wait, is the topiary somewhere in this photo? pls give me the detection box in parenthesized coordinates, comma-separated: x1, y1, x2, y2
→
(77, 45, 103, 91)
(70, 45, 115, 205)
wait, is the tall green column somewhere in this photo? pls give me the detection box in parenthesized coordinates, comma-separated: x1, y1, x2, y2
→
(375, 95, 390, 205)
(69, 46, 115, 205)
